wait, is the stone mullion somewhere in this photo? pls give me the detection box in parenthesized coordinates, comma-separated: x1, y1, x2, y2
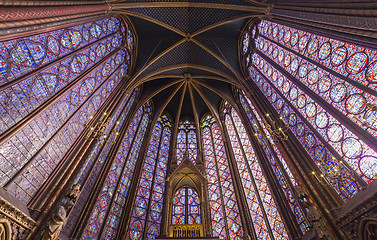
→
(95, 108, 147, 239)
(3, 51, 123, 191)
(229, 113, 276, 240)
(243, 74, 346, 240)
(115, 113, 154, 239)
(237, 96, 302, 239)
(208, 125, 231, 239)
(241, 90, 310, 232)
(160, 117, 179, 237)
(141, 124, 165, 239)
(0, 45, 121, 146)
(253, 54, 367, 187)
(219, 116, 256, 240)
(72, 97, 139, 239)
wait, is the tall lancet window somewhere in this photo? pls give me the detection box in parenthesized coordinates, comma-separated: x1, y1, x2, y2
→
(201, 114, 243, 239)
(176, 119, 198, 164)
(128, 114, 172, 240)
(0, 16, 134, 204)
(83, 102, 151, 240)
(223, 103, 289, 240)
(242, 19, 377, 200)
(238, 92, 308, 233)
(171, 187, 201, 225)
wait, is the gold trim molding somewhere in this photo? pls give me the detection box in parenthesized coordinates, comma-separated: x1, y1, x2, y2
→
(0, 196, 36, 230)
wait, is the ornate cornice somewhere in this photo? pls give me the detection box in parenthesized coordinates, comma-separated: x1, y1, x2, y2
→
(0, 196, 36, 230)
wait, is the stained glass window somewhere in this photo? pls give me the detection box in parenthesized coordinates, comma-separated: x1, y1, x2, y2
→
(0, 16, 135, 205)
(128, 114, 172, 240)
(171, 187, 201, 225)
(83, 102, 151, 240)
(223, 103, 289, 240)
(238, 92, 308, 233)
(176, 119, 198, 164)
(62, 90, 137, 236)
(201, 114, 243, 239)
(241, 19, 376, 200)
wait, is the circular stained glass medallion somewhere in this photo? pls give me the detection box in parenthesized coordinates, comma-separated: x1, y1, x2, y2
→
(318, 42, 331, 60)
(314, 145, 327, 161)
(365, 109, 377, 129)
(61, 30, 82, 49)
(346, 52, 368, 74)
(305, 102, 317, 118)
(48, 37, 60, 55)
(70, 54, 89, 73)
(307, 69, 319, 84)
(307, 39, 319, 55)
(330, 84, 347, 103)
(359, 156, 377, 179)
(318, 75, 331, 93)
(11, 41, 46, 67)
(296, 122, 305, 137)
(298, 35, 309, 50)
(298, 64, 308, 78)
(291, 33, 299, 46)
(366, 61, 377, 83)
(290, 87, 298, 100)
(297, 94, 306, 109)
(290, 58, 299, 72)
(278, 50, 284, 63)
(305, 133, 316, 148)
(342, 138, 362, 159)
(288, 113, 297, 126)
(284, 54, 291, 67)
(316, 112, 329, 129)
(272, 26, 278, 38)
(331, 46, 348, 66)
(284, 30, 291, 43)
(345, 94, 366, 115)
(327, 124, 344, 142)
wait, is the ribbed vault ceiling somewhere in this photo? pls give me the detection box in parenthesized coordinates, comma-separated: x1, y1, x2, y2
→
(112, 0, 270, 123)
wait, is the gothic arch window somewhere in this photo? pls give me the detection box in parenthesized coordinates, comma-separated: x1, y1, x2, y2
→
(83, 102, 151, 240)
(171, 186, 201, 225)
(238, 91, 308, 233)
(176, 119, 198, 164)
(0, 16, 135, 205)
(241, 19, 377, 200)
(127, 114, 172, 240)
(62, 89, 138, 236)
(201, 114, 244, 239)
(223, 102, 289, 240)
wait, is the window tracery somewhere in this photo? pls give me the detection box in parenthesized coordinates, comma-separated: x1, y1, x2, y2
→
(176, 119, 198, 164)
(242, 19, 376, 200)
(238, 92, 308, 233)
(223, 103, 289, 240)
(171, 187, 201, 225)
(83, 102, 151, 240)
(128, 114, 172, 240)
(202, 114, 243, 239)
(0, 16, 134, 205)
